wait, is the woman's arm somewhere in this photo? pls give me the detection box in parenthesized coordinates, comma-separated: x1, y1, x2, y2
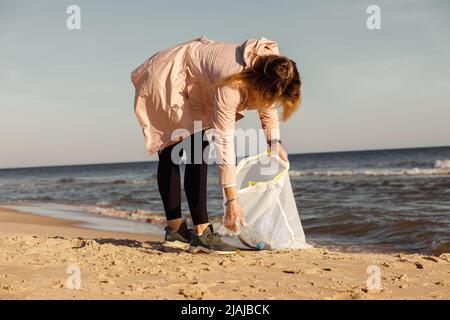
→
(259, 105, 288, 161)
(212, 86, 244, 232)
(258, 104, 281, 143)
(212, 86, 241, 188)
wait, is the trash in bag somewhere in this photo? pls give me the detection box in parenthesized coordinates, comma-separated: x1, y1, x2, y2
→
(233, 152, 311, 250)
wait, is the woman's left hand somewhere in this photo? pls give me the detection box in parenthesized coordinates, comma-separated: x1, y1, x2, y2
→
(271, 142, 288, 162)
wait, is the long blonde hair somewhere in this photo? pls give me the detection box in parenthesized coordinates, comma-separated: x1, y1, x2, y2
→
(218, 55, 302, 122)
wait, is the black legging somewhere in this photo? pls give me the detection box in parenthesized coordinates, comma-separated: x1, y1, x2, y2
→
(157, 130, 209, 226)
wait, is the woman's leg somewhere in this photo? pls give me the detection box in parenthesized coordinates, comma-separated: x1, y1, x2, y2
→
(157, 142, 183, 231)
(184, 130, 210, 234)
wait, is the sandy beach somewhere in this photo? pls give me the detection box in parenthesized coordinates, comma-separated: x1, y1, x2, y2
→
(0, 206, 449, 300)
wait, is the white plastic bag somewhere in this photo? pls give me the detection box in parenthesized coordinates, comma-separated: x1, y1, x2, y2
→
(234, 153, 311, 250)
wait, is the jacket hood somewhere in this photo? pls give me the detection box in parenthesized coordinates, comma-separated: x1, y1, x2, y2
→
(240, 37, 280, 68)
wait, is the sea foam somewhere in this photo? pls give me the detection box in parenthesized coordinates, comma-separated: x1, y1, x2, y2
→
(289, 161, 450, 177)
(435, 159, 450, 169)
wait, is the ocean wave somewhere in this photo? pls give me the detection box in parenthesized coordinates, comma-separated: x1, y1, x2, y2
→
(56, 177, 76, 184)
(53, 177, 155, 186)
(81, 205, 166, 224)
(435, 159, 450, 169)
(289, 167, 450, 177)
(21, 196, 54, 201)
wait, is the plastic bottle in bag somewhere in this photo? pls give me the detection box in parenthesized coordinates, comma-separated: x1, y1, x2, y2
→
(238, 227, 271, 250)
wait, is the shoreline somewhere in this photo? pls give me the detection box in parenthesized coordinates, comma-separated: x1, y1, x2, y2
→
(0, 202, 165, 238)
(0, 206, 449, 299)
(0, 206, 161, 242)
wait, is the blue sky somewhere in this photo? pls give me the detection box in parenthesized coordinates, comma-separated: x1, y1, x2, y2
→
(0, 0, 449, 168)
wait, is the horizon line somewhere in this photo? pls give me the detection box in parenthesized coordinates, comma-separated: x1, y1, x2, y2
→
(0, 144, 449, 171)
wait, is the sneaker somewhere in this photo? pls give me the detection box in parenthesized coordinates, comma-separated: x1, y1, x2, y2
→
(163, 221, 191, 251)
(189, 224, 239, 254)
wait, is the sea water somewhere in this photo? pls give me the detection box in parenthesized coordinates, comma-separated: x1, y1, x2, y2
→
(1, 146, 449, 254)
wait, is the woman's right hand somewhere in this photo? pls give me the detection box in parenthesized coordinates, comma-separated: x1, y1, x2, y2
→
(223, 199, 245, 233)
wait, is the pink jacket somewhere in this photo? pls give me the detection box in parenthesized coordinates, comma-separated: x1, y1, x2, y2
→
(131, 36, 281, 186)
